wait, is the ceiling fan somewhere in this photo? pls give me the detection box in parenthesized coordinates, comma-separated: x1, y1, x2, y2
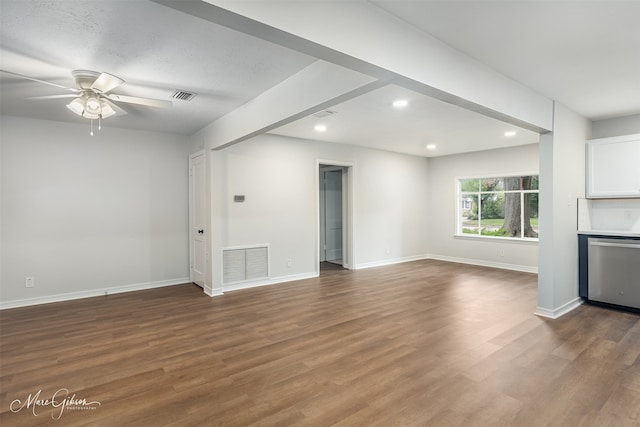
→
(0, 69, 172, 134)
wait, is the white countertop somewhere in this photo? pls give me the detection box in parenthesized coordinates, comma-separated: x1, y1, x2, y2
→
(578, 230, 640, 238)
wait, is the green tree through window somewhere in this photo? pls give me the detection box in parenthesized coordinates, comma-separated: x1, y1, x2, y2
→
(458, 175, 538, 239)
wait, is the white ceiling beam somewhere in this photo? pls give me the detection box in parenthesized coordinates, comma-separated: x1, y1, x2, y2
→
(194, 60, 384, 150)
(154, 0, 553, 134)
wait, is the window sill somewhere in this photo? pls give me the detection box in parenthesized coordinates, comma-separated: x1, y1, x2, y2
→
(454, 234, 539, 245)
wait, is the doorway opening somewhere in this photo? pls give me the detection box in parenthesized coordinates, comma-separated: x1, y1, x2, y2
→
(318, 161, 354, 274)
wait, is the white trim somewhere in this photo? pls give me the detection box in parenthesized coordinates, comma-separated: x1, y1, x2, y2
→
(222, 272, 318, 292)
(222, 243, 270, 251)
(427, 254, 538, 274)
(535, 297, 583, 319)
(453, 234, 539, 244)
(204, 285, 223, 297)
(355, 253, 538, 272)
(355, 254, 430, 270)
(0, 277, 191, 310)
(456, 170, 541, 181)
(455, 172, 540, 239)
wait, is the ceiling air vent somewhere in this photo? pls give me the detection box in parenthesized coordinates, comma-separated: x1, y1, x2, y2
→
(171, 89, 197, 102)
(311, 109, 337, 118)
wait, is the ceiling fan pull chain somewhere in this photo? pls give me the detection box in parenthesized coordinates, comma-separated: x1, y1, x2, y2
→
(90, 119, 94, 136)
(98, 115, 102, 131)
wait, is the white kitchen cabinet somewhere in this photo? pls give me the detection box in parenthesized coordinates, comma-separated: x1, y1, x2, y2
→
(586, 134, 640, 198)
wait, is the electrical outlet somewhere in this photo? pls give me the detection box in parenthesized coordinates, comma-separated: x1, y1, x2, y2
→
(385, 247, 390, 254)
(499, 249, 505, 257)
(286, 259, 292, 268)
(25, 277, 34, 288)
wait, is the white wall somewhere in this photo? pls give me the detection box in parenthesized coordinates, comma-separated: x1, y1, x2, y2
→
(586, 199, 640, 233)
(0, 116, 191, 308)
(537, 103, 592, 318)
(202, 133, 430, 292)
(591, 114, 640, 139)
(426, 143, 539, 272)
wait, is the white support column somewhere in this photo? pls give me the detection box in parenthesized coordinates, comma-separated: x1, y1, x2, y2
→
(536, 102, 591, 318)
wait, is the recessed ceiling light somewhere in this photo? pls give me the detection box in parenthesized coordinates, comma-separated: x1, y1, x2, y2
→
(504, 131, 517, 137)
(314, 124, 327, 132)
(392, 99, 408, 108)
(426, 144, 437, 150)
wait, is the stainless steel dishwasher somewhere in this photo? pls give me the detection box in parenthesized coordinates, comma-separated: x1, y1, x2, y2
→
(588, 237, 640, 310)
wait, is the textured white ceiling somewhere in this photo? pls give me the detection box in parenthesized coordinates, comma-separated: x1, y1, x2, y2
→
(2, 1, 637, 157)
(372, 0, 640, 121)
(0, 0, 315, 135)
(271, 84, 539, 157)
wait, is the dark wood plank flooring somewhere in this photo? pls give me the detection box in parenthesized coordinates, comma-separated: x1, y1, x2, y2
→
(1, 260, 639, 426)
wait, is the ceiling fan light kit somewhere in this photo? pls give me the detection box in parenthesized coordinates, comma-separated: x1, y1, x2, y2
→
(66, 96, 86, 116)
(65, 93, 115, 136)
(1, 68, 172, 136)
(100, 99, 117, 118)
(85, 95, 101, 116)
(66, 94, 116, 120)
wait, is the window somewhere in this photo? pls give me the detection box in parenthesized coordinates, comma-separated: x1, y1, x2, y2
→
(457, 175, 539, 240)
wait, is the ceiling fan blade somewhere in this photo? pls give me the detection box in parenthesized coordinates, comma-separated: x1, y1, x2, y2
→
(28, 94, 79, 100)
(91, 72, 124, 94)
(0, 69, 78, 92)
(106, 93, 172, 108)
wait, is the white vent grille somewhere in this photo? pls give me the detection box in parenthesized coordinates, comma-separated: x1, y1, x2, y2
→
(223, 245, 269, 284)
(171, 89, 197, 101)
(311, 109, 337, 118)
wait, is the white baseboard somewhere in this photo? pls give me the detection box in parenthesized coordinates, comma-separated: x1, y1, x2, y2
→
(355, 254, 430, 270)
(222, 272, 319, 293)
(204, 285, 223, 297)
(0, 277, 191, 310)
(427, 254, 538, 274)
(535, 297, 583, 319)
(1, 254, 540, 309)
(354, 253, 536, 273)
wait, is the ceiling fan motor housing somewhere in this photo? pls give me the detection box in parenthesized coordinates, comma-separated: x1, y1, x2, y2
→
(71, 70, 102, 90)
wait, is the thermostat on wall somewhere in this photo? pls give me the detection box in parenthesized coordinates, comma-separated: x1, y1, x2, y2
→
(234, 195, 245, 203)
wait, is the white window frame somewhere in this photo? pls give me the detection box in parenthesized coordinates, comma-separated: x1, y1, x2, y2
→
(455, 172, 539, 242)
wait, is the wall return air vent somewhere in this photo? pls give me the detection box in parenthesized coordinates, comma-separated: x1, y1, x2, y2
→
(222, 245, 269, 285)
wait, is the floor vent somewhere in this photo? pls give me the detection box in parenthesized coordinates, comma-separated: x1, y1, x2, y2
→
(223, 245, 269, 284)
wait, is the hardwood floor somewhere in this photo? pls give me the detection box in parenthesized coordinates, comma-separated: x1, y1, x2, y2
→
(1, 260, 639, 426)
